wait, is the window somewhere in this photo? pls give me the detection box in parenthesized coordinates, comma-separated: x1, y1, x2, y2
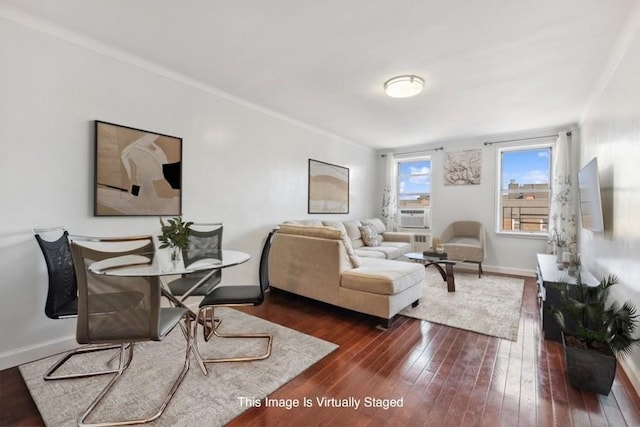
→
(397, 157, 431, 209)
(497, 145, 552, 234)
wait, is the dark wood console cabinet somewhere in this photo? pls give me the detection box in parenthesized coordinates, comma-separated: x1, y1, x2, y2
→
(536, 253, 597, 342)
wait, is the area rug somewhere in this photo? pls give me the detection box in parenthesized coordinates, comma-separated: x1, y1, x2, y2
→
(19, 308, 338, 426)
(400, 269, 524, 341)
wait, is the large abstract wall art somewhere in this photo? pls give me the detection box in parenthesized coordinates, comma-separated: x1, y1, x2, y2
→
(94, 121, 182, 216)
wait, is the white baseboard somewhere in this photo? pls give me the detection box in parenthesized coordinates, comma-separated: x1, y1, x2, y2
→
(0, 334, 77, 371)
(1, 300, 202, 371)
(454, 263, 535, 278)
(619, 357, 640, 396)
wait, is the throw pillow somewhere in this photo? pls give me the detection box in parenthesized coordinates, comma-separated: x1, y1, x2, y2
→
(362, 218, 386, 234)
(359, 224, 381, 247)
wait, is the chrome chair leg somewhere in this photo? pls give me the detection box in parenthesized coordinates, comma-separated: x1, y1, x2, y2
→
(44, 343, 133, 381)
(105, 343, 133, 366)
(193, 306, 272, 365)
(200, 308, 221, 342)
(78, 316, 191, 427)
(179, 312, 208, 376)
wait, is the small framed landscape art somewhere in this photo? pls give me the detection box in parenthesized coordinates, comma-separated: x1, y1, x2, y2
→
(94, 120, 182, 216)
(308, 159, 349, 214)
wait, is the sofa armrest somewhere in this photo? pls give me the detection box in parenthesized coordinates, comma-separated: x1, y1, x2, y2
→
(381, 231, 414, 243)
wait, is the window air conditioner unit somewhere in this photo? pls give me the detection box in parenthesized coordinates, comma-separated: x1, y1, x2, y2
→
(399, 208, 429, 228)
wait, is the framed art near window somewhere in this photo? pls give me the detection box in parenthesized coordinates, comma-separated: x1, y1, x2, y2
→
(443, 148, 481, 185)
(308, 159, 349, 214)
(94, 120, 182, 216)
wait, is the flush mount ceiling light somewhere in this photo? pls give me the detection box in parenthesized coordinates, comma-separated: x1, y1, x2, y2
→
(383, 75, 425, 98)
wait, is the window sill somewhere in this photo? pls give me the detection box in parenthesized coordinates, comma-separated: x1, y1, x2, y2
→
(495, 231, 548, 240)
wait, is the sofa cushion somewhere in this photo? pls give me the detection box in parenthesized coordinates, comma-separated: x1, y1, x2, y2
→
(341, 258, 424, 295)
(359, 224, 381, 247)
(277, 224, 361, 267)
(361, 218, 387, 236)
(387, 241, 412, 253)
(356, 242, 411, 260)
(321, 220, 347, 234)
(355, 248, 386, 259)
(283, 219, 324, 227)
(383, 242, 410, 258)
(278, 224, 340, 239)
(343, 220, 364, 248)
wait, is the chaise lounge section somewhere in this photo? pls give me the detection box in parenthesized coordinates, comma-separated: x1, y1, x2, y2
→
(268, 223, 424, 328)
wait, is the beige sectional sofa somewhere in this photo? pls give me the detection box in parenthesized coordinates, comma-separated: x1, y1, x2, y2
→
(285, 218, 414, 260)
(268, 219, 424, 328)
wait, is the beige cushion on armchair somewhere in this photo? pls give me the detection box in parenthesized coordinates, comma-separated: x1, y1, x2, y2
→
(440, 220, 485, 277)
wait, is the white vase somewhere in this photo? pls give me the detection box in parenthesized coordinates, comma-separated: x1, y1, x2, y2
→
(556, 246, 563, 263)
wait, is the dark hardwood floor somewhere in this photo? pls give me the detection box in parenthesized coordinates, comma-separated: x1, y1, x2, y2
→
(2, 274, 639, 426)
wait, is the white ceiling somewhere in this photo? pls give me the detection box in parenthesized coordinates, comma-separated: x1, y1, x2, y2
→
(2, 0, 637, 149)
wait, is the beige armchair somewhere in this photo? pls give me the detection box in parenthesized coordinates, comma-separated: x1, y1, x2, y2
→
(440, 221, 485, 277)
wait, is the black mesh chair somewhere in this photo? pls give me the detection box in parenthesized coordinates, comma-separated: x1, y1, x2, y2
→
(70, 235, 191, 426)
(33, 227, 124, 381)
(192, 231, 273, 372)
(165, 223, 223, 301)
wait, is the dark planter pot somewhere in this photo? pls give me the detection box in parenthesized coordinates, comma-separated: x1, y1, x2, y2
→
(562, 333, 616, 395)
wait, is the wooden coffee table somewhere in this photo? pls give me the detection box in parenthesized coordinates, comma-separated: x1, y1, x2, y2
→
(406, 252, 457, 292)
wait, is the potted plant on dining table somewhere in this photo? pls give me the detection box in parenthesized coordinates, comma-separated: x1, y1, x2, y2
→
(158, 217, 193, 262)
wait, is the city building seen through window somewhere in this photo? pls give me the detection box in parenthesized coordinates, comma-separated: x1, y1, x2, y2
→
(498, 145, 552, 234)
(397, 157, 431, 209)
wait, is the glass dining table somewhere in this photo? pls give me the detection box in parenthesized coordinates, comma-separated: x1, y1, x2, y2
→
(89, 248, 251, 374)
(89, 249, 250, 306)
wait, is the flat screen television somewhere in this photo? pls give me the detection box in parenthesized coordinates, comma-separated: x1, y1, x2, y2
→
(577, 157, 604, 232)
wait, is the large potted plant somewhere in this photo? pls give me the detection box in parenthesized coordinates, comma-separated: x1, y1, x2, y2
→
(552, 272, 640, 394)
(158, 217, 193, 261)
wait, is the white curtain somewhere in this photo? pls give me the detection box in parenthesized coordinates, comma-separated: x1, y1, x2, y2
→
(381, 152, 398, 231)
(548, 132, 577, 254)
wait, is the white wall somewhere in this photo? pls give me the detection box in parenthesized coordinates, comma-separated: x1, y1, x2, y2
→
(0, 16, 378, 368)
(377, 127, 573, 276)
(578, 9, 640, 392)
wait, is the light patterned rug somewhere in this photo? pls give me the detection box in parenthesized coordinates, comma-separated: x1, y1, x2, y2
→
(400, 268, 524, 341)
(20, 308, 338, 426)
